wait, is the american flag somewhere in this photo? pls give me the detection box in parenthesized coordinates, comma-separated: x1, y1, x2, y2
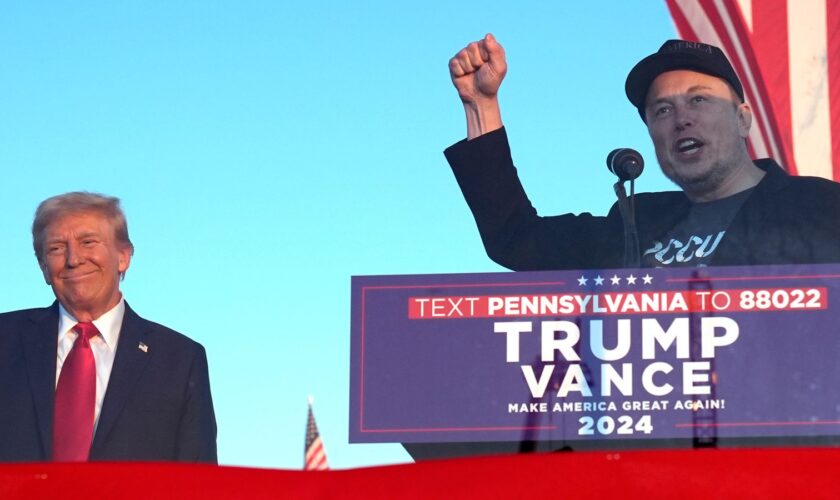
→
(304, 398, 329, 471)
(665, 0, 840, 180)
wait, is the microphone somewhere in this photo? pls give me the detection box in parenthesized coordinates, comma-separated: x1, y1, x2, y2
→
(606, 148, 644, 181)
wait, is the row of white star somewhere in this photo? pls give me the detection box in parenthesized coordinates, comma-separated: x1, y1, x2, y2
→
(577, 274, 654, 286)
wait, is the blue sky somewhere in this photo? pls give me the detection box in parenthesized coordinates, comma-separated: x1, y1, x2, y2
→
(0, 1, 678, 468)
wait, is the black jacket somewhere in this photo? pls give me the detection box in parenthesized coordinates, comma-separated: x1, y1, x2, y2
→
(446, 127, 840, 270)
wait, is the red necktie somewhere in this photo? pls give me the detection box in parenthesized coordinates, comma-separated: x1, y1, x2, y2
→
(53, 322, 98, 462)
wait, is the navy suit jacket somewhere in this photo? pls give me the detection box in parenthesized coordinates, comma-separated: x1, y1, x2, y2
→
(0, 302, 217, 463)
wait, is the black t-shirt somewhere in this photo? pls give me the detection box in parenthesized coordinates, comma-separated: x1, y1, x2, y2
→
(642, 188, 754, 267)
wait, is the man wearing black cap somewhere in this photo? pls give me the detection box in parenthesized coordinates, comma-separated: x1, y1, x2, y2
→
(445, 34, 840, 270)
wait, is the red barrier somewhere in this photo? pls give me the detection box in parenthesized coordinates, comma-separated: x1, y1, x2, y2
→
(2, 448, 839, 499)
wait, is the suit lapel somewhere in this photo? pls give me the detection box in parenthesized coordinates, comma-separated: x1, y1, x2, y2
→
(91, 302, 152, 449)
(20, 303, 59, 459)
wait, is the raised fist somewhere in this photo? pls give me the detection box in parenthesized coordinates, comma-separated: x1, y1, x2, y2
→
(449, 33, 507, 104)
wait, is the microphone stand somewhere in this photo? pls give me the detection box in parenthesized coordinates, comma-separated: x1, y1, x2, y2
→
(613, 178, 640, 267)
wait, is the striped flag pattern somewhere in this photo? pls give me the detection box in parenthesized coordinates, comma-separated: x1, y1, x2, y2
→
(665, 0, 840, 180)
(304, 398, 329, 471)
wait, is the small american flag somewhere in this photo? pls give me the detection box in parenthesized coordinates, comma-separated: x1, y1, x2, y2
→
(304, 397, 329, 471)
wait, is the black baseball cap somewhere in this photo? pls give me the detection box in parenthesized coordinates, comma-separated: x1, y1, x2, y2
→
(625, 39, 744, 121)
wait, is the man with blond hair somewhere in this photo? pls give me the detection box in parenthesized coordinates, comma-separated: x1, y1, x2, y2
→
(0, 192, 217, 463)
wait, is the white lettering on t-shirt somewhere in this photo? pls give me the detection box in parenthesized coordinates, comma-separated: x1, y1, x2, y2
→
(643, 231, 725, 266)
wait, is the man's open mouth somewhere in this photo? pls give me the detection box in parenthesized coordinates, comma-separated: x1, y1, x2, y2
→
(676, 138, 704, 155)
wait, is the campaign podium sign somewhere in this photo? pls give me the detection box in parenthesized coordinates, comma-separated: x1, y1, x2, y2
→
(349, 264, 840, 445)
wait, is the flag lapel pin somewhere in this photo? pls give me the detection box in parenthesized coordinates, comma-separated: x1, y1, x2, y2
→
(138, 342, 149, 353)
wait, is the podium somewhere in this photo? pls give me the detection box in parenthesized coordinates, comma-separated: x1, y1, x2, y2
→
(351, 264, 840, 457)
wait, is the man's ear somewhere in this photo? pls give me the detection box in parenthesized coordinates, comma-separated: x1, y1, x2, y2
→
(737, 102, 752, 139)
(118, 246, 131, 276)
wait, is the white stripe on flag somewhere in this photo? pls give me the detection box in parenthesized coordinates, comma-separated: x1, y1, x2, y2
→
(675, 0, 716, 39)
(737, 0, 753, 30)
(788, 0, 833, 179)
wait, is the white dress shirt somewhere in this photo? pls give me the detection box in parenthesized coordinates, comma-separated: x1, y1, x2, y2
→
(55, 298, 125, 432)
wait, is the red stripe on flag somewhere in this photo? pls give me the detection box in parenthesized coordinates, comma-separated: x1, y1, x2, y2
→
(828, 0, 840, 180)
(666, 0, 699, 41)
(305, 437, 328, 471)
(749, 0, 798, 175)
